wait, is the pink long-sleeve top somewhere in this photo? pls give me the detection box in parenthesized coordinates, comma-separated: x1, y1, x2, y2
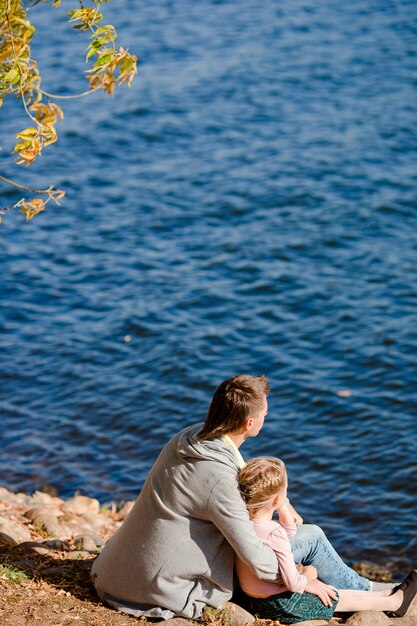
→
(235, 520, 308, 597)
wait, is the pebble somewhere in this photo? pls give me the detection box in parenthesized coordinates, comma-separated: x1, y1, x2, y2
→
(78, 511, 109, 528)
(162, 619, 193, 626)
(29, 491, 64, 506)
(0, 487, 28, 506)
(30, 512, 64, 537)
(0, 516, 32, 543)
(73, 533, 100, 551)
(395, 618, 417, 626)
(19, 541, 53, 556)
(221, 602, 255, 624)
(0, 530, 18, 546)
(43, 539, 70, 550)
(0, 485, 119, 557)
(61, 495, 100, 515)
(345, 611, 394, 625)
(24, 506, 60, 523)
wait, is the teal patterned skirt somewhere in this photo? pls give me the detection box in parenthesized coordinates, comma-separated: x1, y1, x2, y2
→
(239, 589, 339, 624)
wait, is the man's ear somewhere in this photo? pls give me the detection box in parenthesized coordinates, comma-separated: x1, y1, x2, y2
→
(243, 417, 253, 432)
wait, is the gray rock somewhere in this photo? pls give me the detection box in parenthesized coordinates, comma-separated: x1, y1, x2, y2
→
(31, 512, 63, 537)
(220, 601, 255, 624)
(394, 616, 417, 626)
(0, 531, 18, 546)
(43, 538, 70, 550)
(79, 511, 109, 528)
(0, 516, 31, 543)
(92, 533, 106, 546)
(19, 541, 52, 556)
(345, 610, 394, 626)
(61, 495, 100, 515)
(161, 619, 193, 626)
(0, 487, 28, 506)
(73, 533, 100, 551)
(28, 490, 63, 507)
(353, 562, 394, 583)
(24, 506, 57, 523)
(394, 618, 417, 626)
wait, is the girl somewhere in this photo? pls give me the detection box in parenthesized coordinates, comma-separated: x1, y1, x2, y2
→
(236, 457, 417, 624)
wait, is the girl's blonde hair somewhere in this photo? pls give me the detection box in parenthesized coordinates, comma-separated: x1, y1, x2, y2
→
(238, 456, 286, 515)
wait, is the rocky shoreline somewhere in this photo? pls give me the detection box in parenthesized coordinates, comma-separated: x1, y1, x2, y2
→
(0, 486, 415, 626)
(0, 485, 133, 555)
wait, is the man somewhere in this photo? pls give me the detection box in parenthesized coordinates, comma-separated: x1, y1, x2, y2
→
(91, 374, 377, 619)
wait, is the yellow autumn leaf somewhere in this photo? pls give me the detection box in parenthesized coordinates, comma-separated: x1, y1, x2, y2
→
(16, 127, 38, 140)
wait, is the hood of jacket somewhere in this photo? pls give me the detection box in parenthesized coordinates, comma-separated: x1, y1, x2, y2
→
(175, 422, 242, 471)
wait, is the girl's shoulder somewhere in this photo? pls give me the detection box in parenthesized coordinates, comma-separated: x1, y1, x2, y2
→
(253, 518, 287, 541)
(253, 518, 282, 530)
(253, 519, 297, 552)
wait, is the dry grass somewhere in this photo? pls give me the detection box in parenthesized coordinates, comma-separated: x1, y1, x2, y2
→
(0, 538, 139, 625)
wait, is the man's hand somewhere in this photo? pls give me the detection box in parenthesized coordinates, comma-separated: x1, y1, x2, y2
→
(305, 580, 338, 607)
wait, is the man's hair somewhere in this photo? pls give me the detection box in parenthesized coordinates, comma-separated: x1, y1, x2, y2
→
(198, 374, 270, 440)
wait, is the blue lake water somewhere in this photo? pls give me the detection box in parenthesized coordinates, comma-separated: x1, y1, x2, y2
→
(1, 0, 416, 575)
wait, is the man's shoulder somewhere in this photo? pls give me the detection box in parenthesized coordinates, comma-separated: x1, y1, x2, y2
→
(170, 424, 240, 467)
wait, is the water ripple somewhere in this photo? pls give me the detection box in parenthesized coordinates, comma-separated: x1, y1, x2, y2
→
(1, 0, 416, 575)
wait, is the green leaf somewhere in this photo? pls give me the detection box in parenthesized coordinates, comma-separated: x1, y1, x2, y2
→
(88, 39, 103, 49)
(86, 47, 98, 61)
(4, 69, 19, 84)
(94, 53, 113, 67)
(67, 9, 83, 21)
(94, 25, 116, 35)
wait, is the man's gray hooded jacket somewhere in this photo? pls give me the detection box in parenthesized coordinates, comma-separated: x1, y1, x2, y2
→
(91, 424, 279, 619)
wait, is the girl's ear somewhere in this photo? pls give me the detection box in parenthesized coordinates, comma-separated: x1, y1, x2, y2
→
(272, 494, 281, 508)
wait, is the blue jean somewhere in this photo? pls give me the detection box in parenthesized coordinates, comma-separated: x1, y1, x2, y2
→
(289, 524, 371, 591)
